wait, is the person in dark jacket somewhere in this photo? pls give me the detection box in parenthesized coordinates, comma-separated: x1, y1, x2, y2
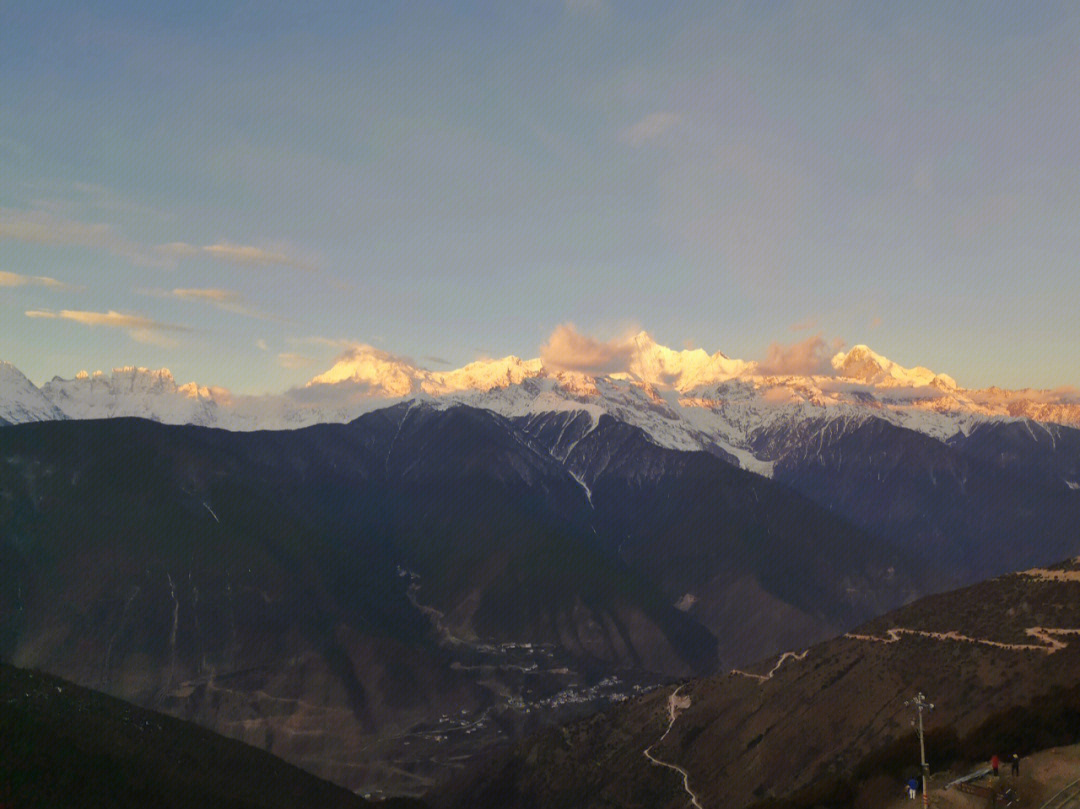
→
(1011, 753, 1020, 776)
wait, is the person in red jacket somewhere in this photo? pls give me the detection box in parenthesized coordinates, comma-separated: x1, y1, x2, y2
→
(991, 753, 1001, 776)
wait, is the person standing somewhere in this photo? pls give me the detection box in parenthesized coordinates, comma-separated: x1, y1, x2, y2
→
(991, 753, 1000, 776)
(907, 777, 919, 799)
(1011, 753, 1020, 776)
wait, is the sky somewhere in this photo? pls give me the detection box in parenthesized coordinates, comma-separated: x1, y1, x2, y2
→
(2, 1, 1079, 394)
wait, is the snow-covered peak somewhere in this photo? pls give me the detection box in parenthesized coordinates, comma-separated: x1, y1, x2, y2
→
(0, 361, 66, 424)
(40, 365, 232, 424)
(626, 331, 752, 390)
(103, 366, 178, 394)
(306, 345, 544, 397)
(305, 335, 966, 404)
(423, 355, 544, 394)
(830, 345, 958, 390)
(307, 345, 418, 396)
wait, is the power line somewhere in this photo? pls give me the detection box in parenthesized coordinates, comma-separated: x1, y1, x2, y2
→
(905, 692, 935, 807)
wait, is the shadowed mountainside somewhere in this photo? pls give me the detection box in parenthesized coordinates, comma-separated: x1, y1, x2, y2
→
(0, 406, 911, 795)
(0, 661, 423, 809)
(751, 417, 1080, 581)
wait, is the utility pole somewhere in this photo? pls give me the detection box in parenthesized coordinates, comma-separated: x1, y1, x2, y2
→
(905, 692, 934, 807)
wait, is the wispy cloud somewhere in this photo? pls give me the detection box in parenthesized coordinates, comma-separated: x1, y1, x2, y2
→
(0, 270, 78, 290)
(205, 242, 311, 270)
(620, 112, 681, 147)
(1, 206, 312, 270)
(25, 179, 169, 221)
(159, 241, 314, 271)
(171, 288, 242, 305)
(290, 335, 363, 350)
(277, 352, 317, 369)
(169, 287, 273, 319)
(25, 308, 191, 346)
(0, 207, 167, 267)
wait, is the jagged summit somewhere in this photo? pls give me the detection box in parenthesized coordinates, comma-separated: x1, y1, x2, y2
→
(40, 364, 232, 425)
(4, 333, 1079, 471)
(0, 361, 66, 424)
(831, 344, 958, 390)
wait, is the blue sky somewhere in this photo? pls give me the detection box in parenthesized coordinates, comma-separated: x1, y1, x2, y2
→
(3, 1, 1079, 392)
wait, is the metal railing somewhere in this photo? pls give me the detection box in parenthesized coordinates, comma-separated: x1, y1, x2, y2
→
(1040, 777, 1080, 809)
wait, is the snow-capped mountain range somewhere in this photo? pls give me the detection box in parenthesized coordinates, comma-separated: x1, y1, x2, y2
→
(4, 332, 1079, 478)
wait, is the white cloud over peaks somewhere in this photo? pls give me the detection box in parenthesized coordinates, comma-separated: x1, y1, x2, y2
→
(540, 325, 754, 389)
(620, 112, 682, 147)
(0, 270, 76, 290)
(757, 335, 840, 376)
(24, 308, 190, 346)
(540, 323, 636, 375)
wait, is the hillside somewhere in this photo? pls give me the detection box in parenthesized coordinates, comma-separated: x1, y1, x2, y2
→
(0, 661, 403, 809)
(442, 557, 1080, 809)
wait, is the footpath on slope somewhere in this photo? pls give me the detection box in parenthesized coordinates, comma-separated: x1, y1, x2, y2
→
(643, 685, 705, 809)
(640, 646, 812, 809)
(730, 649, 808, 682)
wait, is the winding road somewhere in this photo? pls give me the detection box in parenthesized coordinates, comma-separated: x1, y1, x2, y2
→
(845, 625, 1080, 654)
(643, 685, 705, 809)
